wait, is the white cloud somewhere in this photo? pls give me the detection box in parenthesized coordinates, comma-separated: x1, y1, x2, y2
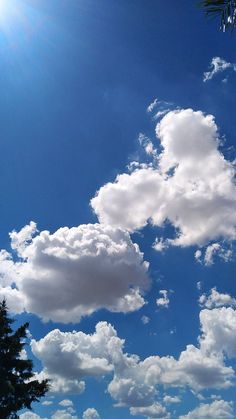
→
(82, 408, 100, 419)
(199, 288, 236, 309)
(0, 222, 149, 323)
(147, 98, 158, 113)
(91, 109, 236, 251)
(42, 400, 53, 406)
(51, 410, 77, 419)
(163, 395, 181, 404)
(199, 307, 236, 357)
(31, 322, 120, 394)
(130, 402, 170, 418)
(195, 243, 233, 266)
(141, 315, 150, 325)
(19, 414, 43, 419)
(32, 307, 236, 409)
(59, 400, 74, 408)
(156, 290, 169, 308)
(10, 221, 37, 256)
(180, 399, 234, 418)
(203, 57, 236, 82)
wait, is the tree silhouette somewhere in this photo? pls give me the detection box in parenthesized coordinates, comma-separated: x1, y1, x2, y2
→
(0, 300, 49, 419)
(201, 0, 236, 31)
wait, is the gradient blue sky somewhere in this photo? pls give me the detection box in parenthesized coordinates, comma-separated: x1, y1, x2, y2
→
(1, 1, 236, 418)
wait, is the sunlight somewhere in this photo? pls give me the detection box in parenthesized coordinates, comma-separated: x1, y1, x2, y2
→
(0, 0, 8, 16)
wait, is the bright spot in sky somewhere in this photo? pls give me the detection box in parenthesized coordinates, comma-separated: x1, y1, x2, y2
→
(0, 0, 8, 15)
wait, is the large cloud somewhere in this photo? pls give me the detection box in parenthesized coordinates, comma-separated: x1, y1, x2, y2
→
(31, 321, 120, 394)
(0, 223, 149, 322)
(180, 399, 234, 419)
(91, 109, 236, 249)
(32, 307, 236, 410)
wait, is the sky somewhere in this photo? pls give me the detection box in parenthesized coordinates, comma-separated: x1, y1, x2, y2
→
(1, 0, 236, 418)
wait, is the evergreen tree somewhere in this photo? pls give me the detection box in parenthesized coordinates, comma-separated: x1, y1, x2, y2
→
(201, 0, 236, 31)
(0, 300, 49, 419)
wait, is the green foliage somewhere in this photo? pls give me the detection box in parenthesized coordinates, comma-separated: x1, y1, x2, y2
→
(0, 300, 49, 419)
(201, 0, 236, 31)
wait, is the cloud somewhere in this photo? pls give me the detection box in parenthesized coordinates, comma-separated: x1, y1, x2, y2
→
(82, 408, 100, 419)
(163, 395, 181, 404)
(199, 307, 236, 357)
(199, 288, 236, 309)
(203, 57, 236, 82)
(0, 222, 149, 323)
(51, 410, 77, 419)
(130, 402, 170, 418)
(59, 400, 74, 408)
(32, 307, 236, 411)
(91, 109, 236, 251)
(31, 322, 120, 394)
(42, 400, 53, 406)
(180, 399, 234, 418)
(141, 315, 150, 325)
(156, 290, 169, 308)
(19, 414, 44, 419)
(195, 243, 232, 266)
(147, 98, 158, 113)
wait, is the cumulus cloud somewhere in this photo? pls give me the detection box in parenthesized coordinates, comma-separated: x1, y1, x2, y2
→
(180, 399, 234, 419)
(32, 307, 236, 410)
(203, 57, 236, 82)
(59, 400, 74, 408)
(82, 408, 100, 419)
(156, 290, 169, 308)
(19, 414, 44, 419)
(91, 109, 236, 252)
(195, 243, 232, 266)
(199, 288, 236, 309)
(31, 322, 120, 395)
(199, 307, 236, 357)
(51, 410, 77, 419)
(130, 402, 170, 418)
(0, 222, 149, 322)
(42, 400, 53, 406)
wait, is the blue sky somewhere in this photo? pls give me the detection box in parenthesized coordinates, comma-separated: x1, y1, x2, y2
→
(1, 1, 236, 418)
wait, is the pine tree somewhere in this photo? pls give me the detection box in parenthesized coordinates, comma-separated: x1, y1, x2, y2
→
(0, 300, 49, 419)
(201, 0, 236, 31)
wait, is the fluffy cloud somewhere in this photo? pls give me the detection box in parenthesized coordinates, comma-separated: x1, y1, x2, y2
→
(203, 56, 236, 82)
(200, 307, 236, 357)
(19, 414, 43, 419)
(59, 400, 74, 408)
(130, 402, 170, 418)
(31, 322, 120, 395)
(91, 109, 236, 250)
(51, 410, 77, 419)
(82, 408, 100, 419)
(156, 290, 169, 308)
(180, 399, 234, 418)
(31, 307, 236, 411)
(195, 243, 232, 266)
(199, 288, 236, 309)
(0, 222, 149, 322)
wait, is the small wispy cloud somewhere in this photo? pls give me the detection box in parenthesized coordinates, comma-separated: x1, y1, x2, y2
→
(203, 56, 236, 82)
(146, 98, 174, 120)
(156, 289, 170, 308)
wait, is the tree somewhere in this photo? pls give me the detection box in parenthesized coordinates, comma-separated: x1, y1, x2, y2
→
(0, 300, 49, 419)
(201, 0, 236, 31)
